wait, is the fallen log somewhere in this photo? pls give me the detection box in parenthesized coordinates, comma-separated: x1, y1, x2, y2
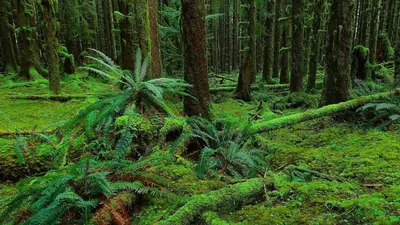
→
(245, 89, 400, 135)
(0, 130, 53, 137)
(7, 94, 111, 102)
(156, 178, 275, 225)
(209, 81, 323, 94)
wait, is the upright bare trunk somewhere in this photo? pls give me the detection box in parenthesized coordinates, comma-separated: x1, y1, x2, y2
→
(181, 0, 210, 117)
(321, 0, 355, 105)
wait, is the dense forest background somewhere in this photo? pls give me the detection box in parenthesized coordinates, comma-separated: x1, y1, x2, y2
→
(1, 0, 400, 224)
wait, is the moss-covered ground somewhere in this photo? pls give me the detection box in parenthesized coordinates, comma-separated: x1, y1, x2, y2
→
(1, 69, 399, 224)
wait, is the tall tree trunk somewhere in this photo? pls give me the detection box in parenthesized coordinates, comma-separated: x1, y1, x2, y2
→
(0, 0, 18, 73)
(321, 0, 355, 105)
(368, 0, 381, 64)
(262, 0, 275, 83)
(236, 0, 256, 101)
(119, 0, 135, 72)
(149, 0, 163, 78)
(14, 0, 35, 79)
(307, 0, 325, 91)
(290, 0, 304, 93)
(272, 0, 282, 79)
(395, 43, 400, 87)
(232, 0, 239, 71)
(42, 0, 60, 94)
(360, 0, 371, 47)
(181, 0, 211, 118)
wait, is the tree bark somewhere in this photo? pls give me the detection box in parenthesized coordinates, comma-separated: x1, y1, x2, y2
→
(290, 0, 304, 93)
(42, 0, 60, 94)
(236, 0, 256, 101)
(0, 0, 18, 73)
(307, 0, 325, 91)
(181, 0, 211, 118)
(321, 0, 355, 105)
(119, 0, 135, 72)
(272, 0, 282, 79)
(368, 0, 381, 64)
(262, 0, 275, 84)
(395, 41, 400, 87)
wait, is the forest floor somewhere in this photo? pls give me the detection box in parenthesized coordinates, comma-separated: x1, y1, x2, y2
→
(0, 70, 399, 224)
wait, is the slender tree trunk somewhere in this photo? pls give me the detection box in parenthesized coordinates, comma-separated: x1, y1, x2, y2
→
(280, 28, 289, 84)
(272, 0, 282, 79)
(262, 0, 275, 83)
(181, 0, 210, 117)
(149, 0, 163, 78)
(232, 0, 239, 71)
(368, 0, 381, 64)
(395, 42, 400, 87)
(119, 0, 135, 72)
(236, 0, 256, 101)
(42, 0, 60, 94)
(321, 0, 355, 105)
(0, 0, 18, 73)
(307, 0, 325, 92)
(15, 0, 35, 79)
(361, 0, 371, 47)
(290, 0, 304, 93)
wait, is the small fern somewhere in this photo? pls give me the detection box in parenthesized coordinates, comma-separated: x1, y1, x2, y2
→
(357, 97, 400, 129)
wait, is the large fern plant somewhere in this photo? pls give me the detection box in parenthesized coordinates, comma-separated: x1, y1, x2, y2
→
(196, 122, 269, 179)
(73, 48, 191, 135)
(0, 156, 169, 224)
(165, 117, 268, 179)
(357, 97, 400, 129)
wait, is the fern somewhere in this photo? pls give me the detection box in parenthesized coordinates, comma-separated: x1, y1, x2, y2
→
(0, 156, 171, 224)
(358, 96, 400, 129)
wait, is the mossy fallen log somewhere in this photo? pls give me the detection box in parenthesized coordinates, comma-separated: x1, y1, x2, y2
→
(7, 94, 111, 102)
(246, 89, 400, 135)
(202, 211, 232, 225)
(209, 81, 323, 94)
(0, 130, 53, 137)
(156, 178, 275, 225)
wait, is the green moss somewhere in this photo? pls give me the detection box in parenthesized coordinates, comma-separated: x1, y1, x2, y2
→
(272, 92, 319, 110)
(353, 45, 369, 58)
(212, 99, 255, 119)
(115, 114, 152, 134)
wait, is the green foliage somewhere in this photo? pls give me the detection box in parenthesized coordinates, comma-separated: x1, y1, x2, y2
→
(0, 156, 170, 224)
(358, 97, 400, 129)
(196, 122, 268, 179)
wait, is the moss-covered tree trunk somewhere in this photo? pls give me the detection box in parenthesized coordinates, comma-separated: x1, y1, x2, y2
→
(181, 0, 210, 118)
(236, 0, 256, 101)
(289, 0, 304, 93)
(395, 43, 400, 87)
(280, 28, 290, 84)
(360, 0, 371, 47)
(118, 0, 135, 72)
(321, 0, 355, 105)
(351, 45, 370, 81)
(42, 0, 60, 94)
(307, 0, 325, 92)
(136, 0, 162, 79)
(0, 0, 18, 73)
(368, 0, 381, 64)
(232, 0, 239, 71)
(262, 0, 275, 83)
(14, 0, 37, 80)
(272, 0, 282, 79)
